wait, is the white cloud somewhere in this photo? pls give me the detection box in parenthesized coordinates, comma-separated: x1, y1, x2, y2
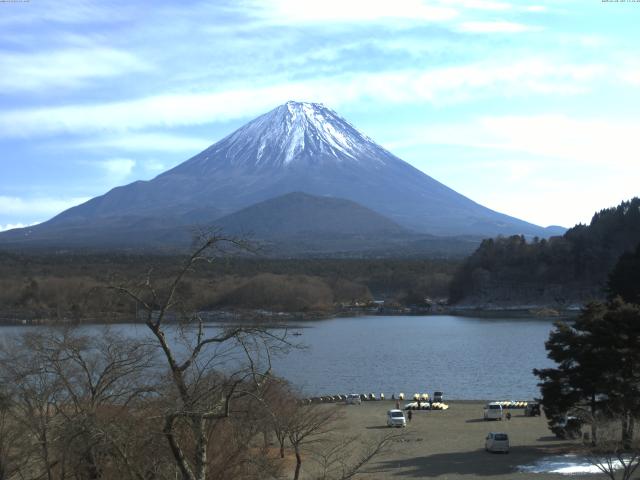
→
(242, 0, 546, 25)
(77, 133, 210, 152)
(0, 0, 136, 26)
(401, 114, 640, 169)
(524, 5, 547, 13)
(0, 47, 151, 92)
(245, 0, 458, 24)
(477, 115, 640, 168)
(0, 59, 603, 138)
(0, 196, 90, 217)
(98, 158, 136, 179)
(143, 160, 166, 173)
(620, 68, 640, 86)
(457, 21, 541, 33)
(390, 113, 640, 226)
(0, 222, 40, 232)
(438, 0, 512, 10)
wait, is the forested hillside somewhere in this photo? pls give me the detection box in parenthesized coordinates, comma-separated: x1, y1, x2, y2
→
(449, 198, 640, 307)
(0, 254, 457, 322)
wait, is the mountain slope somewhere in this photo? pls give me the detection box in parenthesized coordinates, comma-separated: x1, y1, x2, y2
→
(213, 192, 481, 257)
(215, 192, 409, 238)
(0, 101, 562, 251)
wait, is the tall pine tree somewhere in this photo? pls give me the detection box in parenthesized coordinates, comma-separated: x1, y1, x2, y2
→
(534, 303, 609, 443)
(534, 300, 640, 447)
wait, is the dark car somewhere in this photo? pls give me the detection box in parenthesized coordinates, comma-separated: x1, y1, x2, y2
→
(525, 402, 541, 416)
(551, 416, 583, 439)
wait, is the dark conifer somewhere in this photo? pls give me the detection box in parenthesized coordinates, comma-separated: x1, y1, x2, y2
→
(607, 243, 640, 304)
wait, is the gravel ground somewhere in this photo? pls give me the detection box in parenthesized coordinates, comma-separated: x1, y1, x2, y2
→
(307, 400, 609, 480)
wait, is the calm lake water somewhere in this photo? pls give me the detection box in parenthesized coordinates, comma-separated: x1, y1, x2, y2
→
(0, 315, 557, 400)
(271, 315, 557, 400)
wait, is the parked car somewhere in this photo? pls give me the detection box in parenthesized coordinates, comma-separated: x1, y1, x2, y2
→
(346, 394, 362, 405)
(386, 409, 407, 427)
(524, 402, 541, 417)
(483, 402, 503, 420)
(433, 391, 444, 402)
(485, 432, 509, 453)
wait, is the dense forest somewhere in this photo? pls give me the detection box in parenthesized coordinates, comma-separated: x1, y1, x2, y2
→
(449, 198, 640, 307)
(0, 253, 458, 323)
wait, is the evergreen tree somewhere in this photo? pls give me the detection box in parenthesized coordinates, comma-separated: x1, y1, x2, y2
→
(534, 303, 608, 443)
(534, 300, 640, 447)
(595, 300, 640, 448)
(608, 242, 640, 304)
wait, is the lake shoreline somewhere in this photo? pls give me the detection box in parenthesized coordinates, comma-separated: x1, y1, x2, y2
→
(0, 304, 581, 327)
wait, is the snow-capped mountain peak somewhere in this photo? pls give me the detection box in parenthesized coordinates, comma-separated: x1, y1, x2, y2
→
(182, 101, 391, 172)
(2, 101, 558, 249)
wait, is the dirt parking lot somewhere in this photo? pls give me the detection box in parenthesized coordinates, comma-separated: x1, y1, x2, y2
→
(318, 400, 607, 480)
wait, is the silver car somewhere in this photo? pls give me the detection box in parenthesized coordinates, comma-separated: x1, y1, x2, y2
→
(387, 409, 407, 427)
(485, 432, 509, 453)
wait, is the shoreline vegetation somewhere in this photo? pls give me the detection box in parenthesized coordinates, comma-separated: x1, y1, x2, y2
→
(0, 251, 580, 326)
(0, 252, 454, 325)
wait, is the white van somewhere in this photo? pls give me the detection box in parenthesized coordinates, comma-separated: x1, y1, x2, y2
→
(386, 409, 406, 427)
(483, 402, 503, 420)
(485, 432, 509, 453)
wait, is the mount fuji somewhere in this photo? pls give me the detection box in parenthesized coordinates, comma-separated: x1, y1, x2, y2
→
(0, 101, 563, 253)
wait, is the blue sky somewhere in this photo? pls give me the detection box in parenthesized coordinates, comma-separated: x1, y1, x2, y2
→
(1, 0, 639, 231)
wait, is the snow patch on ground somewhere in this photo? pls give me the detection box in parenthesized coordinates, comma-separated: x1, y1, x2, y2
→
(519, 454, 626, 475)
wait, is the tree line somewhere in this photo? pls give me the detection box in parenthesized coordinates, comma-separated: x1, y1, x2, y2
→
(0, 253, 457, 322)
(449, 197, 640, 306)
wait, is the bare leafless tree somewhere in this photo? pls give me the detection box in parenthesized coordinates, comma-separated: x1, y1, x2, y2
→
(0, 389, 33, 480)
(0, 328, 162, 480)
(286, 404, 341, 480)
(0, 234, 295, 480)
(111, 233, 291, 480)
(257, 378, 300, 459)
(0, 332, 65, 480)
(583, 416, 640, 480)
(308, 432, 404, 480)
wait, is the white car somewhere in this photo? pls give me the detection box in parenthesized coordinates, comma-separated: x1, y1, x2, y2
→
(387, 409, 407, 427)
(346, 394, 362, 405)
(485, 432, 509, 453)
(483, 402, 503, 420)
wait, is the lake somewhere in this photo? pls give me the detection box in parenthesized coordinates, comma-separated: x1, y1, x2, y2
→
(0, 314, 558, 400)
(270, 315, 557, 400)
